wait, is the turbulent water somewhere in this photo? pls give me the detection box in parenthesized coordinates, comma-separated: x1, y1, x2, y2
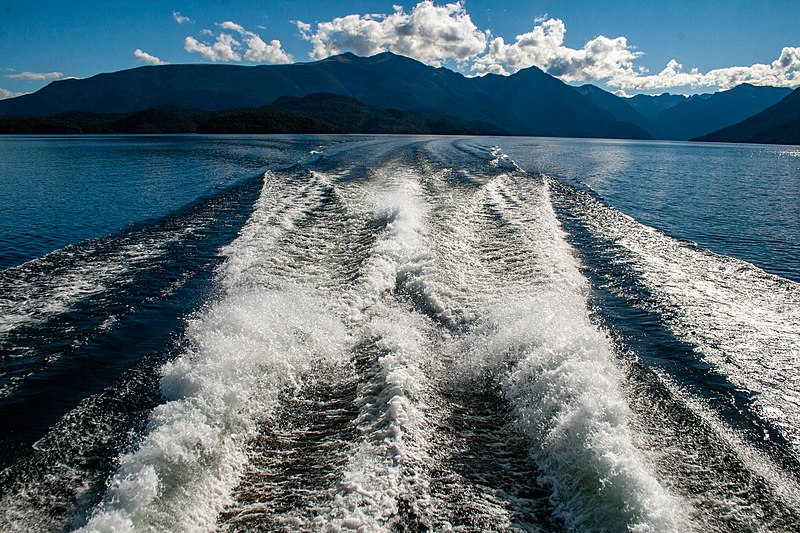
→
(1, 136, 798, 532)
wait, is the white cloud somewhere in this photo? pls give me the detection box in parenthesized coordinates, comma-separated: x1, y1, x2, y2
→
(296, 0, 487, 67)
(298, 3, 800, 92)
(294, 20, 312, 34)
(173, 11, 193, 25)
(472, 16, 800, 90)
(609, 47, 800, 90)
(184, 34, 241, 62)
(471, 18, 640, 81)
(0, 87, 26, 99)
(133, 49, 167, 65)
(218, 21, 246, 33)
(243, 35, 294, 64)
(185, 21, 293, 64)
(6, 71, 64, 81)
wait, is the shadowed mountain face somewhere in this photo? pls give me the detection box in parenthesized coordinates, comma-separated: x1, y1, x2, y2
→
(0, 52, 650, 140)
(575, 83, 792, 140)
(576, 85, 658, 136)
(1, 52, 792, 142)
(650, 84, 792, 140)
(694, 87, 800, 145)
(627, 93, 688, 121)
(0, 94, 507, 136)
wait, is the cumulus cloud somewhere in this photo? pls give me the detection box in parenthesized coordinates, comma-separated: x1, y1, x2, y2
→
(6, 71, 64, 81)
(609, 47, 800, 90)
(0, 87, 25, 99)
(296, 0, 487, 67)
(218, 21, 246, 33)
(185, 34, 242, 62)
(133, 49, 167, 65)
(184, 22, 293, 64)
(472, 16, 800, 90)
(472, 18, 641, 81)
(299, 3, 800, 91)
(173, 11, 193, 25)
(243, 35, 294, 63)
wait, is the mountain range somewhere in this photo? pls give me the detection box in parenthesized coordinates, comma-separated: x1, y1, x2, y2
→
(0, 51, 796, 143)
(0, 94, 505, 135)
(694, 87, 800, 145)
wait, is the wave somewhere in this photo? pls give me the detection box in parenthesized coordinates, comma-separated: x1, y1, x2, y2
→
(68, 139, 798, 531)
(79, 168, 357, 531)
(441, 171, 686, 531)
(549, 178, 800, 454)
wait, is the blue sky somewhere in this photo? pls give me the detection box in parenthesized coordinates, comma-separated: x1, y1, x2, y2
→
(1, 1, 799, 98)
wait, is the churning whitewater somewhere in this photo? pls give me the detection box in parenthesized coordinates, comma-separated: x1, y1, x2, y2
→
(73, 139, 683, 532)
(2, 137, 799, 532)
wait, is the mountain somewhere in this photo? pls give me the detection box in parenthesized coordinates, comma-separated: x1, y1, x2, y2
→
(0, 105, 327, 135)
(575, 84, 656, 135)
(693, 87, 800, 145)
(0, 112, 122, 134)
(112, 105, 210, 133)
(651, 84, 792, 139)
(627, 93, 687, 120)
(2, 52, 788, 142)
(0, 94, 506, 135)
(197, 93, 504, 135)
(577, 84, 791, 140)
(0, 52, 651, 140)
(265, 93, 505, 135)
(195, 107, 341, 134)
(468, 69, 651, 139)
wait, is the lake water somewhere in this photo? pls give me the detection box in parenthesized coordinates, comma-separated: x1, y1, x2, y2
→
(0, 135, 798, 531)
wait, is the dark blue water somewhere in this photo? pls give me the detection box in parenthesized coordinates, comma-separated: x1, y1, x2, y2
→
(3, 136, 796, 281)
(0, 135, 332, 270)
(500, 138, 800, 282)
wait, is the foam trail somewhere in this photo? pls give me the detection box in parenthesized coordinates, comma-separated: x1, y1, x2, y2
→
(77, 174, 354, 531)
(312, 168, 435, 530)
(0, 236, 174, 338)
(447, 170, 688, 531)
(75, 143, 695, 531)
(550, 179, 800, 453)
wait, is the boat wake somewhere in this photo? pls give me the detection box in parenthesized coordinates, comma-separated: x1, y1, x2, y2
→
(1, 137, 798, 532)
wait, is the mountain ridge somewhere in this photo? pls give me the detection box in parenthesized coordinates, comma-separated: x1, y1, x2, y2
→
(0, 52, 651, 140)
(0, 93, 507, 136)
(573, 83, 792, 140)
(0, 52, 793, 142)
(693, 87, 800, 145)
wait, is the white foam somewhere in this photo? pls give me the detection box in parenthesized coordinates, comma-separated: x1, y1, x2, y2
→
(461, 289, 686, 531)
(78, 173, 355, 531)
(78, 286, 351, 532)
(311, 168, 435, 530)
(444, 174, 688, 531)
(561, 179, 800, 453)
(0, 239, 169, 338)
(78, 147, 691, 532)
(316, 307, 431, 531)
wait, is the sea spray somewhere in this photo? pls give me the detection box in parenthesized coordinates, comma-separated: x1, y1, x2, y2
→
(77, 172, 356, 531)
(313, 169, 437, 530)
(450, 173, 689, 531)
(78, 288, 352, 531)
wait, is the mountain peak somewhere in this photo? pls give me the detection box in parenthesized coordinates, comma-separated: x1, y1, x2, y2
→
(0, 52, 669, 140)
(319, 51, 360, 63)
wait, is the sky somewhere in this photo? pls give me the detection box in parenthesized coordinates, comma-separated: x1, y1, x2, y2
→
(1, 0, 799, 99)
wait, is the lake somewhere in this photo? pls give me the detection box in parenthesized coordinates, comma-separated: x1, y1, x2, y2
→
(0, 135, 798, 532)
